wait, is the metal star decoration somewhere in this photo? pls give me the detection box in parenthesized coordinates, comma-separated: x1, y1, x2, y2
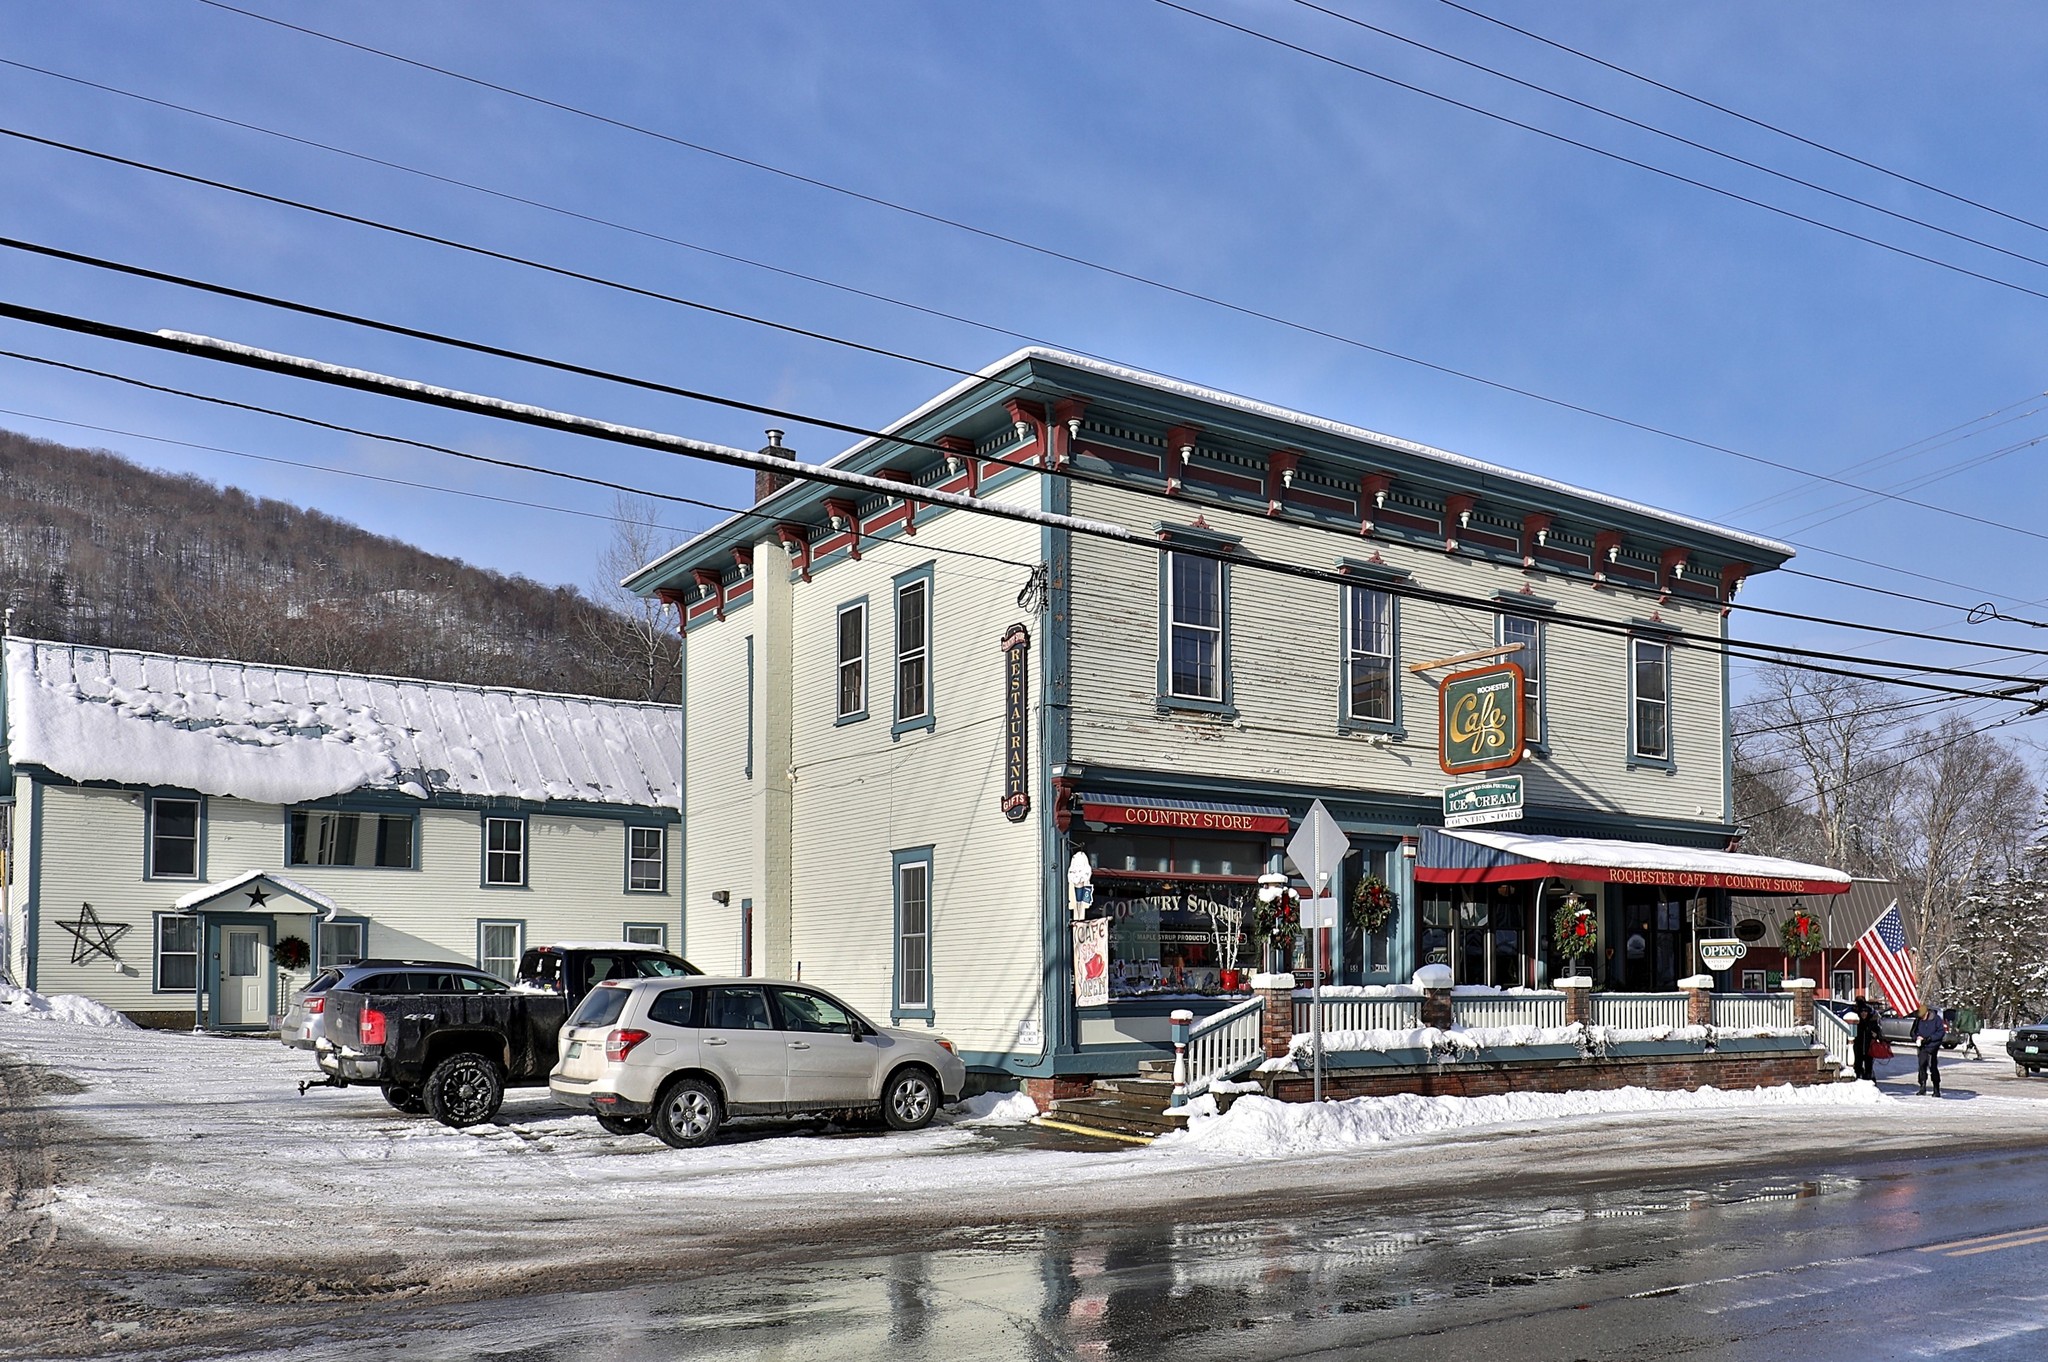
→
(56, 902, 132, 966)
(246, 885, 270, 908)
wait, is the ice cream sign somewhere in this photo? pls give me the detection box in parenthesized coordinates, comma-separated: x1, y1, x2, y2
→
(1438, 662, 1526, 775)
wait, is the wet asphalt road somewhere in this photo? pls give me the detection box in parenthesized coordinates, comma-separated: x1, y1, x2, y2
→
(186, 1135, 2048, 1362)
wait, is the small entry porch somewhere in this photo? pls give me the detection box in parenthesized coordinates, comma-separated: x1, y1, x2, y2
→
(169, 870, 338, 1032)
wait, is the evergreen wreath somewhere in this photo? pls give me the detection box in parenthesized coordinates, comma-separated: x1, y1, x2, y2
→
(274, 935, 311, 971)
(1552, 895, 1597, 958)
(1351, 875, 1397, 933)
(1779, 908, 1824, 959)
(1255, 886, 1302, 952)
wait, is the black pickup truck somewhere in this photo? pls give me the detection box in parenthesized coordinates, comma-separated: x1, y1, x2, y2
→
(308, 942, 699, 1127)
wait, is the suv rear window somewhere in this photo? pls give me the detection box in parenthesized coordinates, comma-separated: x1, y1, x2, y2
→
(568, 983, 633, 1028)
(305, 969, 345, 995)
(646, 987, 699, 1028)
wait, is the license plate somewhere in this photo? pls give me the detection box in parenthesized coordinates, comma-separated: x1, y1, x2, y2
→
(566, 1041, 584, 1059)
(2027, 1046, 2039, 1055)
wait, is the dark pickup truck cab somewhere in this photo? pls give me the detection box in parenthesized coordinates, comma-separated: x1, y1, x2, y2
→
(311, 942, 699, 1126)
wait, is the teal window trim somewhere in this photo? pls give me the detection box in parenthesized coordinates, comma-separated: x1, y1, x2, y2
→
(1157, 545, 1235, 716)
(1628, 634, 1675, 770)
(1339, 581, 1402, 735)
(143, 790, 206, 882)
(314, 916, 369, 969)
(1495, 609, 1548, 752)
(744, 634, 756, 779)
(480, 813, 529, 889)
(151, 910, 201, 994)
(622, 921, 669, 949)
(892, 845, 935, 1023)
(625, 824, 668, 894)
(476, 918, 526, 981)
(284, 806, 422, 872)
(835, 595, 870, 725)
(891, 562, 936, 740)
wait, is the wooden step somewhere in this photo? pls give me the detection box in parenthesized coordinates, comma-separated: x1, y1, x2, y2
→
(1090, 1076, 1176, 1099)
(1039, 1094, 1189, 1140)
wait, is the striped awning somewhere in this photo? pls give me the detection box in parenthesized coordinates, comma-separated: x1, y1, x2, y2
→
(1416, 828, 1851, 897)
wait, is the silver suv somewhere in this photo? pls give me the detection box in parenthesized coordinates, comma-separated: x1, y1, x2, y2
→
(548, 976, 967, 1146)
(280, 960, 507, 1050)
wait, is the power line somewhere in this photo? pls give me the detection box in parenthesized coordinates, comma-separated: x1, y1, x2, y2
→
(1435, 0, 2048, 245)
(5, 299, 2044, 704)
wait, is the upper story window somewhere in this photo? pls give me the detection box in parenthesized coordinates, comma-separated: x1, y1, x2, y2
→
(1167, 551, 1224, 702)
(1631, 637, 1670, 762)
(893, 565, 935, 736)
(627, 826, 667, 893)
(483, 816, 526, 887)
(1346, 586, 1395, 724)
(895, 851, 933, 1016)
(289, 810, 416, 870)
(836, 600, 867, 721)
(1499, 613, 1545, 746)
(147, 796, 201, 880)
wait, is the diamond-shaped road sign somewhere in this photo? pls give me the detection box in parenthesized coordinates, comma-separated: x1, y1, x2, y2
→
(1287, 799, 1347, 929)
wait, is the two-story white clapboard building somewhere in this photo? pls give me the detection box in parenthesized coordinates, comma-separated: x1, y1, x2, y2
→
(0, 639, 681, 1028)
(629, 349, 1846, 1089)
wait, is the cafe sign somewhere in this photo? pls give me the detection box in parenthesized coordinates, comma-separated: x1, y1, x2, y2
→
(1443, 774, 1523, 828)
(1698, 938, 1748, 970)
(1438, 662, 1525, 776)
(1000, 624, 1030, 823)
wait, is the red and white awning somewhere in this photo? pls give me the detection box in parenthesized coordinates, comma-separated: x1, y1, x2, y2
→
(1415, 828, 1850, 897)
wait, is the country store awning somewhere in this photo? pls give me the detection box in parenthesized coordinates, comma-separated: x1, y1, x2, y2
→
(1415, 828, 1851, 897)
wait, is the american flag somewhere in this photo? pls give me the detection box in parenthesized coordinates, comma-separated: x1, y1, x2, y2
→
(1854, 901, 1920, 1014)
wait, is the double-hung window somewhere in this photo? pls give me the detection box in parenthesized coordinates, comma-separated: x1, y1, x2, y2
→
(483, 817, 526, 887)
(478, 920, 524, 982)
(155, 915, 198, 991)
(1346, 586, 1394, 724)
(1631, 637, 1670, 762)
(1499, 613, 1544, 746)
(894, 568, 933, 734)
(836, 600, 867, 721)
(1167, 551, 1224, 702)
(627, 826, 666, 892)
(148, 796, 201, 880)
(894, 849, 933, 1018)
(319, 920, 365, 969)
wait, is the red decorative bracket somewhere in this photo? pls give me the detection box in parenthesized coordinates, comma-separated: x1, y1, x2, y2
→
(1165, 424, 1202, 495)
(1520, 513, 1552, 569)
(1359, 473, 1393, 535)
(1658, 547, 1690, 599)
(1052, 397, 1090, 470)
(691, 567, 727, 622)
(1266, 450, 1299, 516)
(1593, 530, 1624, 583)
(1720, 561, 1750, 616)
(731, 546, 753, 577)
(878, 470, 918, 535)
(653, 586, 689, 632)
(936, 434, 979, 495)
(776, 523, 812, 583)
(824, 498, 863, 560)
(1442, 494, 1476, 553)
(1003, 398, 1045, 462)
(1051, 776, 1078, 834)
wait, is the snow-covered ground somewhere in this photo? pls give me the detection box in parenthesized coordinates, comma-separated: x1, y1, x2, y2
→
(6, 989, 2047, 1286)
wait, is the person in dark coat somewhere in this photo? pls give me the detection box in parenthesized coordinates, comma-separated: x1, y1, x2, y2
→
(1850, 994, 1882, 1081)
(1911, 1004, 1947, 1096)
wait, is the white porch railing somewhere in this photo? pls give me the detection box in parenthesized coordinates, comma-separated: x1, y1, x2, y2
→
(1298, 996, 1424, 1034)
(1589, 993, 1689, 1031)
(1454, 994, 1567, 1029)
(1183, 996, 1266, 1099)
(1711, 994, 1799, 1030)
(1813, 1005, 1856, 1075)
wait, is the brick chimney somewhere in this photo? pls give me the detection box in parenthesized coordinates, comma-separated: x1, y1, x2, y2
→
(754, 429, 797, 502)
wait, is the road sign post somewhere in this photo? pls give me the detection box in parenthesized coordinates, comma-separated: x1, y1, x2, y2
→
(1287, 800, 1347, 1104)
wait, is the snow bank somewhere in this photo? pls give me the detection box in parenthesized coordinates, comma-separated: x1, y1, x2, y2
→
(1158, 1083, 1890, 1159)
(1292, 1021, 1812, 1061)
(949, 1092, 1038, 1126)
(0, 981, 139, 1028)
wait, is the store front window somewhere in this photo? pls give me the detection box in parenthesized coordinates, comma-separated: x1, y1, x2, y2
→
(1418, 883, 1533, 987)
(1086, 833, 1268, 998)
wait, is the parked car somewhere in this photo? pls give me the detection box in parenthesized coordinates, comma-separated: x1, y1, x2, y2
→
(305, 942, 700, 1123)
(1877, 1004, 1958, 1049)
(548, 976, 967, 1147)
(2007, 1020, 2048, 1076)
(280, 960, 508, 1050)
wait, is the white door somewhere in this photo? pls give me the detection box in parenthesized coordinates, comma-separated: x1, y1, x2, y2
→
(697, 984, 787, 1107)
(773, 986, 881, 1105)
(218, 927, 268, 1028)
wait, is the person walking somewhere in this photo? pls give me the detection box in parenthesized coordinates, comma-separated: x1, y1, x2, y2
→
(1912, 1004, 1946, 1096)
(1954, 1004, 1983, 1061)
(1850, 994, 1882, 1081)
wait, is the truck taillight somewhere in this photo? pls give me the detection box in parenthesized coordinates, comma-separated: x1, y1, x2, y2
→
(359, 1008, 387, 1047)
(606, 1028, 650, 1062)
(307, 997, 325, 1015)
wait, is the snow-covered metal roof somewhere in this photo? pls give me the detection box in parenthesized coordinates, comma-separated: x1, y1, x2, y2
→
(3, 639, 681, 810)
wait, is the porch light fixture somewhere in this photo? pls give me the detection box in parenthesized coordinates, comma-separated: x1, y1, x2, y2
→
(710, 889, 730, 906)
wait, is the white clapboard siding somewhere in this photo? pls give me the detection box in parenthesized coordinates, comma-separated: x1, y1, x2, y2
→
(25, 785, 680, 1013)
(1068, 483, 1728, 821)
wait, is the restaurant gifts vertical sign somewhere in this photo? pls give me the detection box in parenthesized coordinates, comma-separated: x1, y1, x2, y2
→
(1001, 623, 1031, 822)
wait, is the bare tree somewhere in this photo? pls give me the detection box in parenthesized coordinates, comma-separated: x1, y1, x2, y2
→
(583, 494, 682, 703)
(1735, 661, 1911, 872)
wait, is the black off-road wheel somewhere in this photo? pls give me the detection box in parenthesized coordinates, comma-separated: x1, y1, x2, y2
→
(595, 1111, 650, 1136)
(881, 1067, 939, 1132)
(422, 1053, 505, 1128)
(651, 1077, 722, 1149)
(381, 1082, 427, 1114)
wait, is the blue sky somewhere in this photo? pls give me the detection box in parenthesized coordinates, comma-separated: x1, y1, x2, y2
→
(5, 1, 2048, 734)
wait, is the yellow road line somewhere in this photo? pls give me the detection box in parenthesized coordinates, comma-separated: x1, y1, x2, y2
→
(1944, 1231, 2048, 1258)
(1029, 1116, 1157, 1145)
(1918, 1225, 2048, 1254)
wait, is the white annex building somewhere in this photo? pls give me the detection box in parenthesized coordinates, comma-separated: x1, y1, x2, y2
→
(0, 638, 681, 1029)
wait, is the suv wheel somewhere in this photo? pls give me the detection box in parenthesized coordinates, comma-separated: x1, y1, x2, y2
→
(652, 1078, 722, 1149)
(881, 1068, 938, 1131)
(381, 1082, 426, 1114)
(423, 1053, 505, 1128)
(595, 1112, 650, 1136)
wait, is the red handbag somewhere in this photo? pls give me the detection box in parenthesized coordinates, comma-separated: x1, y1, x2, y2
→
(1871, 1039, 1894, 1060)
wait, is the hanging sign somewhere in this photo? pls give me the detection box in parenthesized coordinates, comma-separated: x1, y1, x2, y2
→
(1073, 917, 1110, 1007)
(1000, 624, 1031, 822)
(1438, 662, 1525, 775)
(1698, 938, 1748, 970)
(1443, 774, 1524, 828)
